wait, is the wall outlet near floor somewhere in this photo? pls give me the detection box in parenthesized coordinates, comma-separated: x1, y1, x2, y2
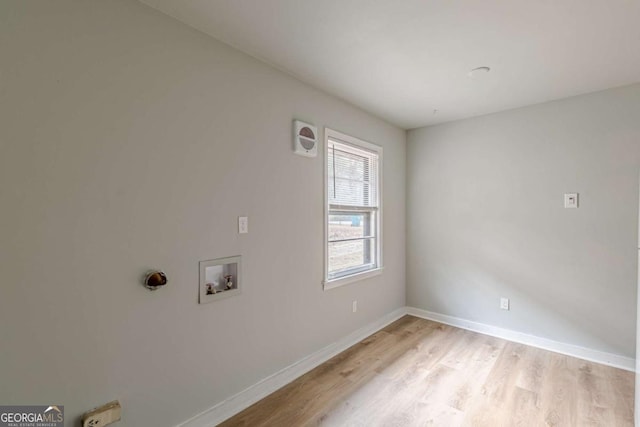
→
(352, 300, 358, 313)
(500, 297, 510, 311)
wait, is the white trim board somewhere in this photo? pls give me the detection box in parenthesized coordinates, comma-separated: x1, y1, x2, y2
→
(177, 307, 407, 427)
(406, 307, 635, 372)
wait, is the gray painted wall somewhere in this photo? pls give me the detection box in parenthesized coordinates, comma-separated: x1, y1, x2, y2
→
(637, 205, 640, 425)
(407, 84, 640, 358)
(0, 1, 406, 426)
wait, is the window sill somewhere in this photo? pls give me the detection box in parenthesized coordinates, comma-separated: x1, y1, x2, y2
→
(323, 267, 384, 290)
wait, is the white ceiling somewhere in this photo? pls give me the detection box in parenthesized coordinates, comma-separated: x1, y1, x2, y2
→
(140, 0, 640, 129)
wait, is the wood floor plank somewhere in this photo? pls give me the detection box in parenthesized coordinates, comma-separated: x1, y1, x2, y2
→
(220, 316, 635, 427)
(446, 335, 503, 413)
(515, 346, 549, 394)
(538, 352, 580, 426)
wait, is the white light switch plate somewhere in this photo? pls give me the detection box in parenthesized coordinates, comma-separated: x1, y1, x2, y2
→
(500, 297, 510, 311)
(564, 193, 578, 208)
(238, 216, 248, 234)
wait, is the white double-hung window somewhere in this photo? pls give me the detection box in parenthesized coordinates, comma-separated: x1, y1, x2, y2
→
(324, 129, 382, 289)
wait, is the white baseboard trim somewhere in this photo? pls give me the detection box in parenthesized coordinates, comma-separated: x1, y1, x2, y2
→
(179, 306, 634, 426)
(177, 307, 408, 427)
(406, 306, 635, 372)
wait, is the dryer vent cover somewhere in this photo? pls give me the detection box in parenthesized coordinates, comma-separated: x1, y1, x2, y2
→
(293, 120, 318, 157)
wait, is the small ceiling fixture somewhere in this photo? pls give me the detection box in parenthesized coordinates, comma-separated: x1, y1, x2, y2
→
(468, 66, 491, 78)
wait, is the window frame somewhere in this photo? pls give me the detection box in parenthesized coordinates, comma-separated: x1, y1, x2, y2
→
(323, 128, 383, 290)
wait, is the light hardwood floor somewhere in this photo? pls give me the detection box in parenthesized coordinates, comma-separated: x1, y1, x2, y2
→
(220, 316, 635, 427)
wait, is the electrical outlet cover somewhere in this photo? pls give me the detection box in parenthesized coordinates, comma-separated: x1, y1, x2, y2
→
(564, 193, 578, 208)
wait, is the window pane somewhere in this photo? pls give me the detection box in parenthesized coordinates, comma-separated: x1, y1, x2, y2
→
(329, 213, 372, 241)
(325, 133, 381, 283)
(328, 238, 376, 277)
(328, 142, 378, 208)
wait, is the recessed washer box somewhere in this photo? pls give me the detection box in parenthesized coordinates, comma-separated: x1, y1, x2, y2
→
(199, 256, 241, 304)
